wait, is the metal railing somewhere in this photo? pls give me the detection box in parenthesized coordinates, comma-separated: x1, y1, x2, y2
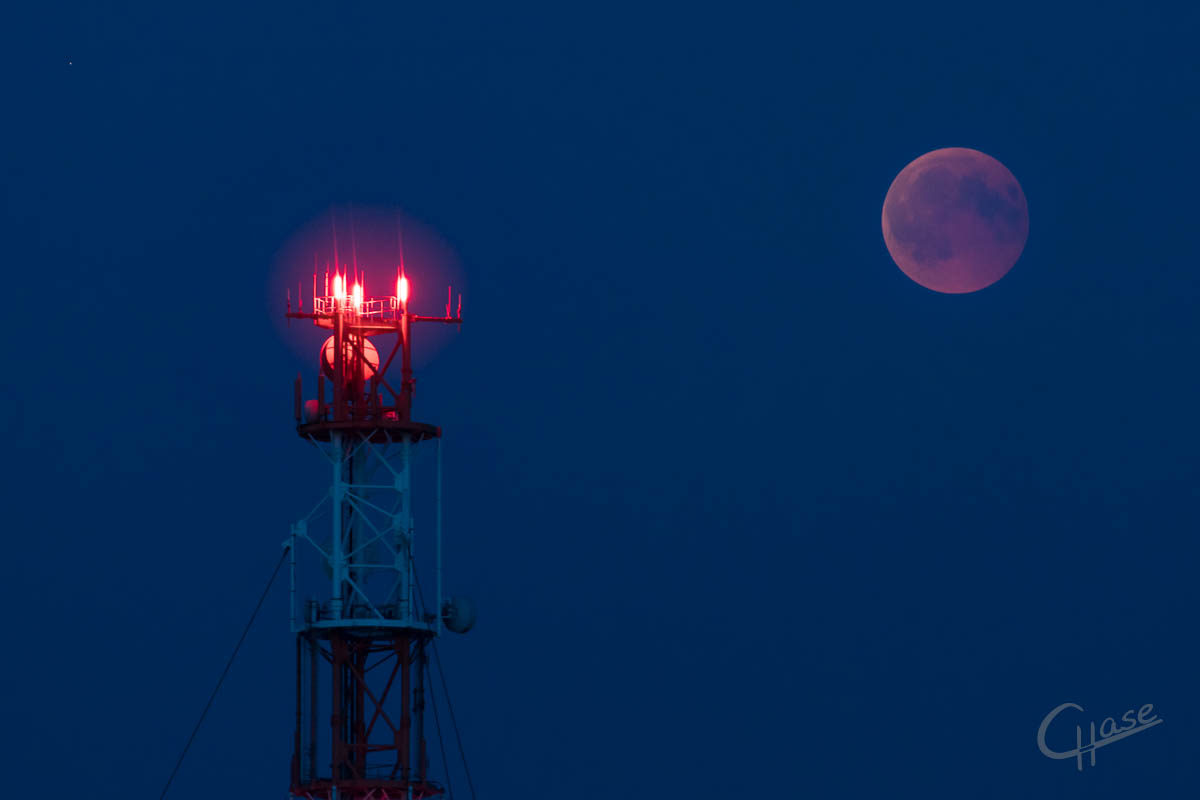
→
(312, 295, 401, 319)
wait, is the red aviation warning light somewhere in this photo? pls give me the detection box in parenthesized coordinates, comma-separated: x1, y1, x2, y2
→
(398, 273, 410, 308)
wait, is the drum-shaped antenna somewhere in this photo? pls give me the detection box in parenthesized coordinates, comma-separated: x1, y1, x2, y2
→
(442, 596, 477, 634)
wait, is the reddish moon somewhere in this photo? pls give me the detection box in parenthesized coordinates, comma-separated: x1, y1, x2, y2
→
(882, 148, 1028, 293)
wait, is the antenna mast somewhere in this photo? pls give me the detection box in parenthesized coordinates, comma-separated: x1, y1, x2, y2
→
(284, 265, 470, 800)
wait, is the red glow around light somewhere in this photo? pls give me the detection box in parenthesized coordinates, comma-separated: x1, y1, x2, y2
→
(333, 274, 346, 303)
(398, 274, 410, 306)
(352, 282, 363, 311)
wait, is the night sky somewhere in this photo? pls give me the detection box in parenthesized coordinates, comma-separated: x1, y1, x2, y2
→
(5, 4, 1199, 798)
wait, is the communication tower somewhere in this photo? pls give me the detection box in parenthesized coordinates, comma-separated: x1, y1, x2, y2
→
(285, 265, 472, 800)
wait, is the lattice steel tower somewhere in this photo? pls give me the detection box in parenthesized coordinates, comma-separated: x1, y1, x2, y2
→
(285, 268, 472, 800)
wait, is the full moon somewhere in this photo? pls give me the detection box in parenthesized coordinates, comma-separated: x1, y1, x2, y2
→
(882, 148, 1028, 293)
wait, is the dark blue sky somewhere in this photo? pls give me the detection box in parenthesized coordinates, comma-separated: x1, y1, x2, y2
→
(4, 3, 1198, 797)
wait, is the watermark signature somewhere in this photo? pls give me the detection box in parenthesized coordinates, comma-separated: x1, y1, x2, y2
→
(1037, 701, 1162, 770)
